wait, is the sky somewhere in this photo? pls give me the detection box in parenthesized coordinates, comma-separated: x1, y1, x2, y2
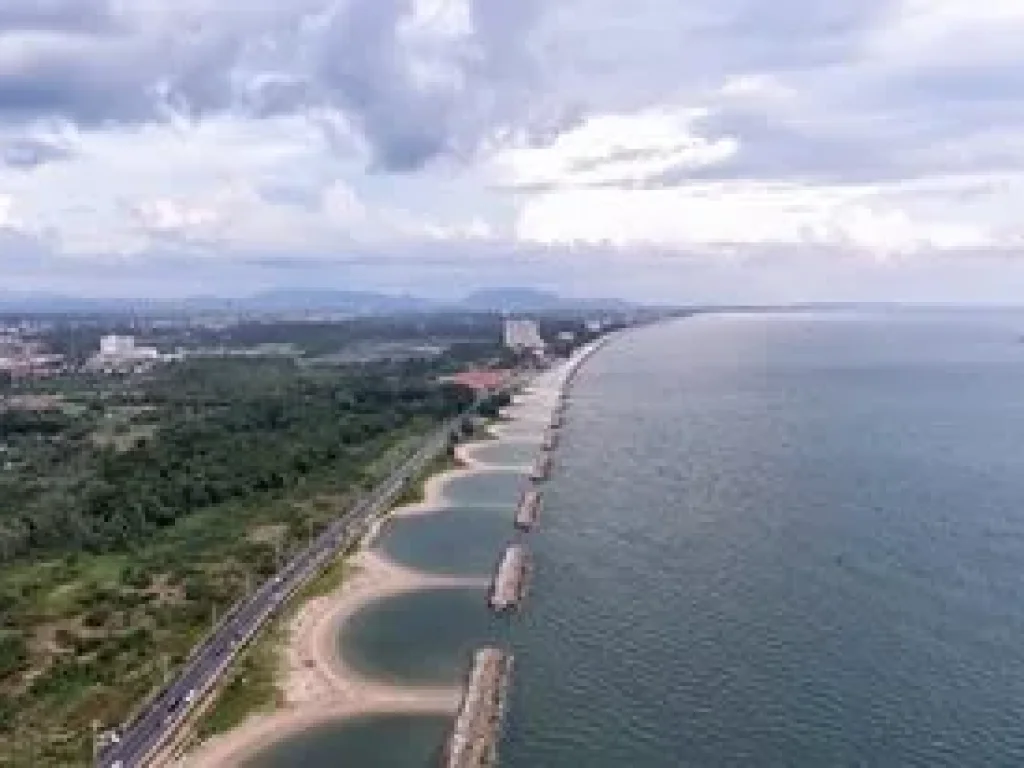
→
(1, 0, 1024, 302)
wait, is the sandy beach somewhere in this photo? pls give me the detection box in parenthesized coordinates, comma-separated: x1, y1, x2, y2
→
(178, 357, 581, 766)
(178, 459, 492, 767)
(181, 543, 486, 767)
(452, 435, 535, 470)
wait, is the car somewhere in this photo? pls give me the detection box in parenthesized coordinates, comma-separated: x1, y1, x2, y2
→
(184, 688, 197, 704)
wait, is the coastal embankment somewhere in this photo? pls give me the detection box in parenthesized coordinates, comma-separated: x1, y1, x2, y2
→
(179, 337, 609, 766)
(178, 467, 488, 767)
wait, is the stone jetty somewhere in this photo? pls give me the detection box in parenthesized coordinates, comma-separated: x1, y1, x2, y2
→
(440, 648, 514, 768)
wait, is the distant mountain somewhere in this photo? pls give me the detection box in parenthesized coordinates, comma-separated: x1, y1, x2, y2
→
(0, 291, 124, 314)
(458, 287, 632, 312)
(0, 287, 633, 316)
(0, 289, 434, 315)
(242, 289, 434, 313)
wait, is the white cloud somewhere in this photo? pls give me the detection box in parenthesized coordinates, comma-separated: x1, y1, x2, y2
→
(0, 194, 17, 229)
(3, 0, 1024, 300)
(870, 0, 1024, 67)
(132, 199, 220, 236)
(516, 181, 994, 254)
(718, 74, 797, 103)
(492, 107, 739, 189)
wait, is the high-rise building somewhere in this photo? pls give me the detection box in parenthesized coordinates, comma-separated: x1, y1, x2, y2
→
(100, 335, 136, 356)
(503, 319, 545, 352)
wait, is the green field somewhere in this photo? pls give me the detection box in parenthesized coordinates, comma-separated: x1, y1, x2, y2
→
(0, 356, 477, 766)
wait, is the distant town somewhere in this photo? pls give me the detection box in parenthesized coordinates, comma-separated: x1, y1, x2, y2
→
(0, 290, 666, 386)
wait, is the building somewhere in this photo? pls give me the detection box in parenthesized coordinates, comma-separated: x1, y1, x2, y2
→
(448, 369, 512, 394)
(503, 319, 545, 352)
(90, 334, 161, 372)
(0, 334, 65, 380)
(99, 335, 138, 357)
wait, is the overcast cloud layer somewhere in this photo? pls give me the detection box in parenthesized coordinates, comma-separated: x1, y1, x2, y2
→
(1, 0, 1023, 301)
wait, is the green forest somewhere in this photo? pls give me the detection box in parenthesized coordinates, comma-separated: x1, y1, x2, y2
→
(0, 354, 477, 765)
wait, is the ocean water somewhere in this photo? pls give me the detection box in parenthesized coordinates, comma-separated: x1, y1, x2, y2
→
(250, 312, 1024, 766)
(504, 312, 1024, 767)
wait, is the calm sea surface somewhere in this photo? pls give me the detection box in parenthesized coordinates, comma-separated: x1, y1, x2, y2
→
(250, 312, 1024, 766)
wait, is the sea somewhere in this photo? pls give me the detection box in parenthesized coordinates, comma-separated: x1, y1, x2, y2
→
(246, 310, 1024, 767)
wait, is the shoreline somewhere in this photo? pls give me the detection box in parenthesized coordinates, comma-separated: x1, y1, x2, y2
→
(179, 340, 609, 766)
(181, 548, 483, 767)
(179, 435, 510, 766)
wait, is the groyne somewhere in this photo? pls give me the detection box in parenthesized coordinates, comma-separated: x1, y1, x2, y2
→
(440, 648, 514, 768)
(488, 545, 529, 613)
(514, 489, 542, 531)
(541, 428, 559, 451)
(529, 452, 553, 482)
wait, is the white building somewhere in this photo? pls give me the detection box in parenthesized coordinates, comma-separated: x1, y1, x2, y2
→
(100, 335, 136, 356)
(91, 334, 161, 371)
(503, 319, 545, 352)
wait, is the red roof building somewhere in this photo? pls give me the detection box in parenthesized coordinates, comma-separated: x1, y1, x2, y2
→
(449, 369, 511, 393)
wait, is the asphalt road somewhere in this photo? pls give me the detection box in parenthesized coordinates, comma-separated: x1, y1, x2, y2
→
(98, 415, 467, 768)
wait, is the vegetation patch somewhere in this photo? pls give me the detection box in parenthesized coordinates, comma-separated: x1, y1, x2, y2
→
(0, 354, 477, 765)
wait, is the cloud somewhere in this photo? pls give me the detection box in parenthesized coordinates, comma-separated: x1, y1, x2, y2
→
(311, 0, 545, 170)
(0, 193, 18, 228)
(515, 181, 995, 254)
(130, 198, 220, 240)
(0, 0, 545, 172)
(0, 1, 119, 34)
(1, 134, 74, 168)
(3, 0, 1024, 301)
(492, 107, 739, 190)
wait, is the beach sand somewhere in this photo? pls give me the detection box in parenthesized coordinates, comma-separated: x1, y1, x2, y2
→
(176, 456, 495, 767)
(180, 544, 485, 767)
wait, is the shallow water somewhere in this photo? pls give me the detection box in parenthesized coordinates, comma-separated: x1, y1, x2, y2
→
(436, 467, 527, 508)
(461, 438, 537, 468)
(376, 506, 513, 578)
(240, 714, 449, 768)
(336, 587, 509, 687)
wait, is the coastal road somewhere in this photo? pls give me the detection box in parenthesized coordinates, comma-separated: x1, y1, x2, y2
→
(98, 414, 470, 768)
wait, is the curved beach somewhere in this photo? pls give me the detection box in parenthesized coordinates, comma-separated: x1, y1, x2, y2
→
(179, 341, 605, 766)
(180, 468, 492, 767)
